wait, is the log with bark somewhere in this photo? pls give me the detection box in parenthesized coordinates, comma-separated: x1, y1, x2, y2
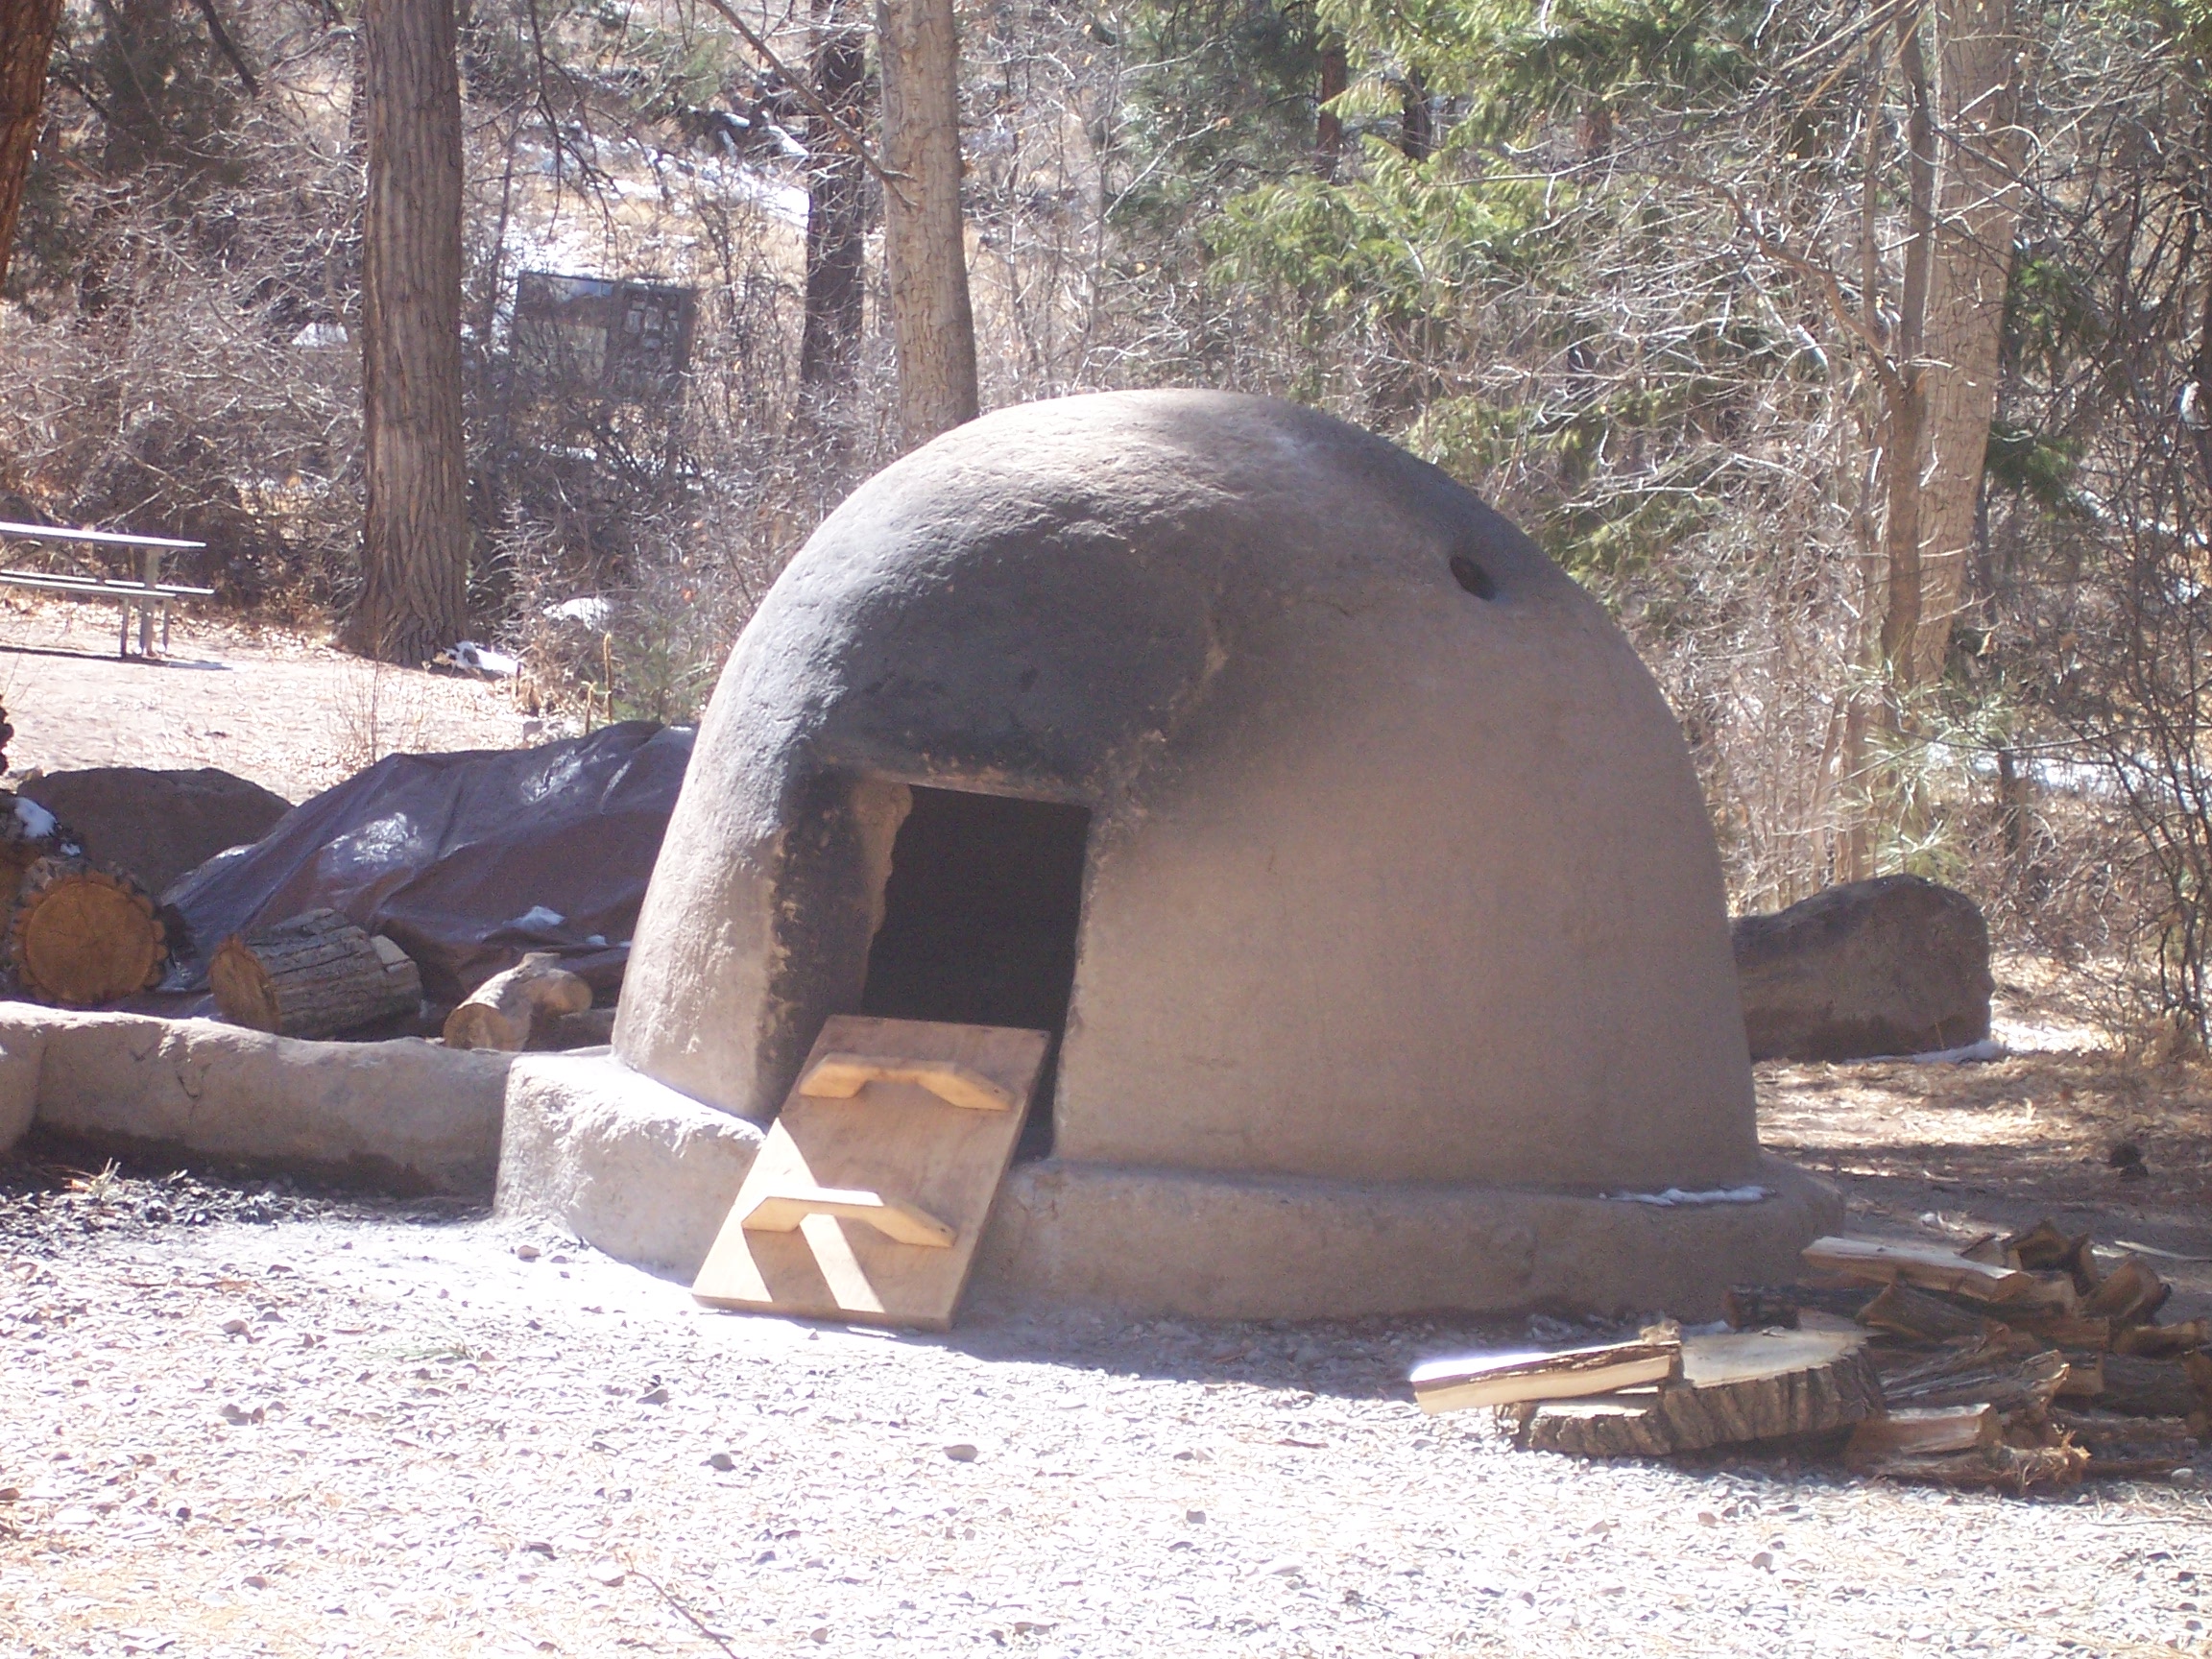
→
(1723, 1284, 1877, 1330)
(6, 855, 167, 1005)
(1502, 1330, 1882, 1456)
(442, 951, 592, 1051)
(2098, 1352, 2211, 1420)
(210, 909, 422, 1039)
(1849, 1438, 2088, 1493)
(2080, 1256, 2172, 1325)
(1873, 1333, 2071, 1415)
(1801, 1236, 2038, 1304)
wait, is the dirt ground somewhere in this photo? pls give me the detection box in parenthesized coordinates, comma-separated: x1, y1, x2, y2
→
(0, 598, 541, 803)
(3, 970, 2209, 1659)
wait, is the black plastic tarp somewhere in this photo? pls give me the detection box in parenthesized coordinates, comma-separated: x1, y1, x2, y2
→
(164, 721, 693, 1003)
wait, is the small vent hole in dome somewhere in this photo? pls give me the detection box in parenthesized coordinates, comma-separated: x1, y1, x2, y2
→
(1449, 553, 1497, 600)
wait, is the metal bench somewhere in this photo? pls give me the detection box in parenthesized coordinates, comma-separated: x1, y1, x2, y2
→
(0, 518, 213, 658)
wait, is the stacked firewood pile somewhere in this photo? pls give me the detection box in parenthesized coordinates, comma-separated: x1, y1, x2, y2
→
(1413, 1222, 2207, 1493)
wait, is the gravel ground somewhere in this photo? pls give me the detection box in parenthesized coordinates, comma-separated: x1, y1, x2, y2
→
(2, 1154, 2207, 1659)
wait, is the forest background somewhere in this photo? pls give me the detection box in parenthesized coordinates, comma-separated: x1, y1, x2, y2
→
(2, 0, 2211, 1039)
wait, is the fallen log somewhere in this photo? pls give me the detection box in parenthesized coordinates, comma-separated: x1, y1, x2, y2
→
(1503, 1329, 1881, 1456)
(1850, 1440, 2088, 1492)
(6, 855, 167, 1005)
(443, 951, 593, 1051)
(1412, 1332, 1681, 1414)
(210, 909, 422, 1039)
(1857, 1281, 1991, 1343)
(1801, 1236, 2037, 1304)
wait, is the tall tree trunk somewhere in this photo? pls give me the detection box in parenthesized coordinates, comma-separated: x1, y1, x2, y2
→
(349, 0, 469, 664)
(878, 0, 976, 447)
(1398, 67, 1432, 162)
(800, 0, 868, 385)
(0, 0, 60, 294)
(1882, 0, 2027, 689)
(1315, 34, 1347, 179)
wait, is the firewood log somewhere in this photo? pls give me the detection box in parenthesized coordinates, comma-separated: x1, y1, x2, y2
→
(443, 951, 592, 1051)
(1413, 1333, 1681, 1414)
(1850, 1440, 2088, 1492)
(5, 855, 167, 1005)
(1873, 1334, 2071, 1415)
(1502, 1330, 1882, 1456)
(1723, 1284, 1877, 1330)
(1801, 1236, 2038, 1304)
(2114, 1319, 2210, 1359)
(1845, 1405, 2002, 1465)
(2080, 1256, 2172, 1325)
(210, 909, 422, 1040)
(2098, 1353, 2209, 1419)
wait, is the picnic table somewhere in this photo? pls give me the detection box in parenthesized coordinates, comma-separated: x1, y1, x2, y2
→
(0, 518, 212, 658)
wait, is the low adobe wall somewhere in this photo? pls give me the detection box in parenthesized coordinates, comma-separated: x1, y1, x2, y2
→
(0, 1003, 511, 1193)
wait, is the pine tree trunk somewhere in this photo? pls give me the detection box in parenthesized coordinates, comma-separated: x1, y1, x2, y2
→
(0, 0, 60, 294)
(878, 0, 977, 448)
(350, 0, 469, 666)
(1316, 36, 1348, 179)
(799, 0, 869, 386)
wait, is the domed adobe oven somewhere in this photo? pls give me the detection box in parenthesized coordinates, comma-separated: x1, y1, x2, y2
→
(614, 391, 1839, 1319)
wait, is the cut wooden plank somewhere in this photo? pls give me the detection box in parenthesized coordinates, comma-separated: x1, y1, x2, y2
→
(211, 909, 422, 1039)
(799, 1052, 1014, 1113)
(7, 855, 167, 1005)
(445, 951, 592, 1050)
(1411, 1335, 1681, 1415)
(740, 1186, 955, 1248)
(1504, 1329, 1881, 1456)
(691, 1016, 1051, 1331)
(1801, 1236, 2037, 1304)
(1845, 1405, 2002, 1465)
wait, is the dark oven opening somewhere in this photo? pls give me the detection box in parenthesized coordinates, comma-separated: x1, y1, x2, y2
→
(858, 785, 1089, 1160)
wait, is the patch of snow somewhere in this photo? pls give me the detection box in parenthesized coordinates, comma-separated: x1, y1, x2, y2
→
(506, 905, 566, 932)
(1875, 1038, 2008, 1065)
(544, 596, 613, 629)
(445, 641, 518, 678)
(1602, 1185, 1770, 1207)
(12, 796, 57, 840)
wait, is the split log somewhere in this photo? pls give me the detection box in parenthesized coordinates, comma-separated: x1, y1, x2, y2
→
(1845, 1405, 2001, 1465)
(1858, 1281, 1992, 1343)
(443, 951, 592, 1051)
(2006, 1219, 2097, 1289)
(1874, 1334, 2070, 1415)
(6, 855, 167, 1005)
(1801, 1236, 2036, 1304)
(2114, 1320, 2209, 1359)
(2051, 1409, 2203, 1477)
(210, 909, 422, 1039)
(2099, 1353, 2208, 1419)
(1723, 1284, 1877, 1331)
(1503, 1330, 1881, 1456)
(1413, 1333, 1681, 1414)
(2056, 1352, 2104, 1400)
(2080, 1256, 2171, 1325)
(1851, 1440, 2088, 1492)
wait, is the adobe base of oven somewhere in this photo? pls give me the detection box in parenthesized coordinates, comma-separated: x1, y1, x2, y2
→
(496, 1052, 1839, 1323)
